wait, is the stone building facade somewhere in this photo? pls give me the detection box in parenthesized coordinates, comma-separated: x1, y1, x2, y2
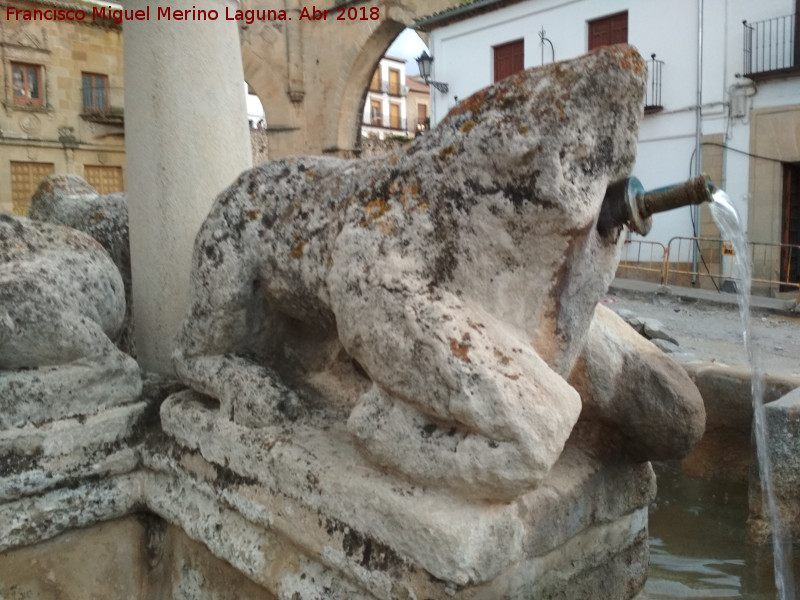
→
(0, 0, 125, 215)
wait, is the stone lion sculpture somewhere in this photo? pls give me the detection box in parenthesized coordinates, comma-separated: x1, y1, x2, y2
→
(28, 174, 134, 356)
(0, 214, 141, 429)
(174, 46, 704, 501)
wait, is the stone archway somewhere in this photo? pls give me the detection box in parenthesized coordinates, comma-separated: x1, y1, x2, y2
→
(239, 0, 461, 159)
(335, 18, 407, 157)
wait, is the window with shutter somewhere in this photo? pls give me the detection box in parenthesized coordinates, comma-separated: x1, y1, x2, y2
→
(588, 11, 628, 51)
(493, 39, 524, 83)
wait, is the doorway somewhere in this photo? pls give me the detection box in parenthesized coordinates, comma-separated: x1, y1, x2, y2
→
(782, 162, 800, 288)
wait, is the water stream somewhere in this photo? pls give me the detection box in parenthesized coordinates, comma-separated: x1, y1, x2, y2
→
(708, 190, 796, 600)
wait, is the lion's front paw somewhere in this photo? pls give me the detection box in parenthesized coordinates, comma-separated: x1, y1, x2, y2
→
(349, 384, 568, 501)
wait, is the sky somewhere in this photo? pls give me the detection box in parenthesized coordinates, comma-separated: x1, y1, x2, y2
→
(387, 28, 429, 75)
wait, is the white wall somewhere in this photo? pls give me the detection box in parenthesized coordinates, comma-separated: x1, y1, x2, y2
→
(427, 0, 799, 248)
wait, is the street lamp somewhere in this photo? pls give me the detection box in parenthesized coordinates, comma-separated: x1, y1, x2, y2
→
(416, 51, 449, 94)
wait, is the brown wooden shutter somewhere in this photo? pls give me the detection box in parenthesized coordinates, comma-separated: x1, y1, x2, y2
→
(493, 39, 524, 83)
(389, 103, 400, 129)
(588, 11, 628, 51)
(388, 69, 400, 95)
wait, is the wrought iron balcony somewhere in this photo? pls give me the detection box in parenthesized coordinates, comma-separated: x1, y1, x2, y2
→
(644, 53, 664, 114)
(743, 13, 800, 78)
(363, 116, 407, 131)
(379, 80, 407, 96)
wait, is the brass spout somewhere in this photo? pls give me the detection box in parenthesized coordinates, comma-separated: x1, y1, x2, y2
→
(598, 175, 715, 237)
(638, 175, 715, 221)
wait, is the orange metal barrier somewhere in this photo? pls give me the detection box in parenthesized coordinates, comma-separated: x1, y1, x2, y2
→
(616, 239, 669, 284)
(664, 237, 800, 293)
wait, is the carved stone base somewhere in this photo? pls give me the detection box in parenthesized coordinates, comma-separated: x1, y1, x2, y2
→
(0, 388, 656, 599)
(151, 390, 654, 599)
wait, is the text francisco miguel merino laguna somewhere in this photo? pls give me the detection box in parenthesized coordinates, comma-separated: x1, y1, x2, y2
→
(5, 4, 383, 24)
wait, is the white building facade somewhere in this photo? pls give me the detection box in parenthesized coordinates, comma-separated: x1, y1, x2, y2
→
(419, 0, 800, 291)
(361, 56, 410, 139)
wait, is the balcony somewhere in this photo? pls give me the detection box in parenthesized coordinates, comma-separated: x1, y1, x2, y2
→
(743, 13, 800, 79)
(363, 116, 407, 132)
(80, 85, 124, 125)
(370, 80, 408, 97)
(644, 53, 664, 114)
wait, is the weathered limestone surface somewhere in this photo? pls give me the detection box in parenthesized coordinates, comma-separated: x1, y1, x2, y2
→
(569, 304, 706, 462)
(28, 173, 135, 355)
(0, 48, 710, 600)
(0, 214, 141, 429)
(151, 390, 655, 598)
(0, 403, 144, 503)
(679, 363, 800, 482)
(748, 387, 800, 544)
(0, 402, 654, 599)
(173, 46, 698, 505)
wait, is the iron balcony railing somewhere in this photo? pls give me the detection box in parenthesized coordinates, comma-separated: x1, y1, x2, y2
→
(363, 116, 407, 131)
(378, 80, 408, 96)
(743, 12, 799, 76)
(644, 53, 664, 113)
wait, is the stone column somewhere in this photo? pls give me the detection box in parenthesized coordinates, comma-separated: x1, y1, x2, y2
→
(124, 0, 252, 373)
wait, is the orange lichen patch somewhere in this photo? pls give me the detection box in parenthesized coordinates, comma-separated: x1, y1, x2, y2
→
(389, 155, 399, 166)
(377, 220, 394, 235)
(493, 348, 511, 366)
(439, 144, 457, 159)
(417, 200, 429, 212)
(290, 239, 306, 259)
(305, 169, 319, 179)
(518, 126, 530, 135)
(388, 181, 399, 195)
(445, 86, 490, 121)
(246, 209, 260, 221)
(449, 337, 471, 363)
(460, 120, 476, 134)
(92, 211, 105, 224)
(365, 198, 391, 220)
(603, 44, 646, 76)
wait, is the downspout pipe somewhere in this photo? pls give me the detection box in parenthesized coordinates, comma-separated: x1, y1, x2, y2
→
(693, 0, 704, 283)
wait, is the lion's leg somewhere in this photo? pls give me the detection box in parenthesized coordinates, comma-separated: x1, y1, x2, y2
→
(331, 276, 582, 500)
(172, 233, 303, 426)
(0, 313, 141, 428)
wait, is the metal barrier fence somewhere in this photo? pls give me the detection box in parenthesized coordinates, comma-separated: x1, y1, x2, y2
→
(617, 239, 669, 284)
(663, 237, 800, 292)
(615, 238, 800, 294)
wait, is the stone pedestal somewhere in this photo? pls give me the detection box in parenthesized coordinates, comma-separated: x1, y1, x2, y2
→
(0, 385, 655, 600)
(680, 363, 800, 483)
(124, 0, 252, 373)
(146, 391, 654, 599)
(748, 387, 800, 544)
